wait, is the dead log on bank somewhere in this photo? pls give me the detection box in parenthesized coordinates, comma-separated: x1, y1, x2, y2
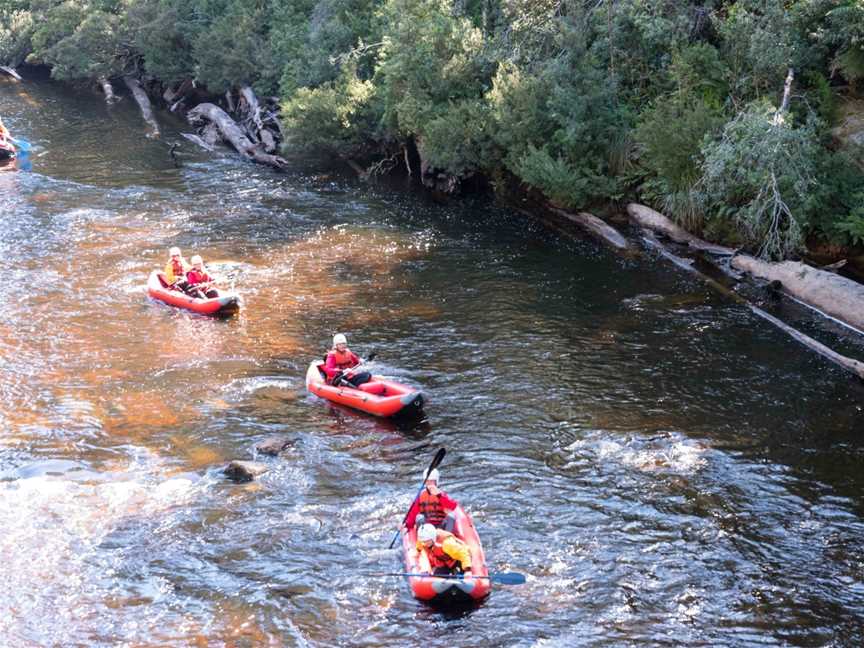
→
(97, 77, 119, 103)
(123, 75, 160, 137)
(627, 203, 736, 255)
(732, 255, 864, 334)
(642, 231, 864, 380)
(547, 206, 631, 251)
(187, 102, 287, 169)
(0, 65, 23, 81)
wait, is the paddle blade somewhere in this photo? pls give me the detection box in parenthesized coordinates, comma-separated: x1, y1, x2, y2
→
(490, 572, 526, 585)
(430, 447, 445, 471)
(11, 137, 31, 152)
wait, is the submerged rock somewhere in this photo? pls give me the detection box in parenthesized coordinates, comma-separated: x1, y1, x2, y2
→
(223, 460, 269, 483)
(254, 436, 292, 456)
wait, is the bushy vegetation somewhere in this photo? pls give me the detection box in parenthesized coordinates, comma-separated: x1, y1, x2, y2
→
(3, 0, 864, 259)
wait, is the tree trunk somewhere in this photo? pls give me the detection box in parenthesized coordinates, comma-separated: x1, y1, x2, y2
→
(627, 203, 736, 255)
(98, 77, 119, 103)
(732, 255, 864, 334)
(187, 102, 287, 169)
(643, 231, 864, 380)
(547, 206, 630, 251)
(123, 75, 160, 137)
(0, 65, 22, 81)
(180, 132, 216, 152)
(225, 89, 236, 114)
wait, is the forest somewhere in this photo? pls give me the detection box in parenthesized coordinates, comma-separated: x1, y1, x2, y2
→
(2, 0, 864, 260)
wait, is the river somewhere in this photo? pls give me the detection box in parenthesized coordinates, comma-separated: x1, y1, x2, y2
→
(1, 74, 863, 647)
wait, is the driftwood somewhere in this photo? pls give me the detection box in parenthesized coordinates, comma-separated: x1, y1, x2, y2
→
(0, 65, 22, 81)
(732, 255, 864, 334)
(627, 203, 736, 255)
(820, 259, 847, 273)
(98, 77, 119, 104)
(187, 102, 287, 169)
(180, 132, 216, 151)
(548, 206, 630, 251)
(225, 89, 236, 114)
(123, 75, 160, 137)
(642, 231, 864, 380)
(240, 86, 264, 133)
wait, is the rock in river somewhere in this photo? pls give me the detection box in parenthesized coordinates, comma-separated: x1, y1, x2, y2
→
(223, 460, 269, 483)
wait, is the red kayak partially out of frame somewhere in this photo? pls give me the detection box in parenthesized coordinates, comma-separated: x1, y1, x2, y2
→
(305, 360, 424, 418)
(400, 504, 491, 606)
(147, 270, 240, 316)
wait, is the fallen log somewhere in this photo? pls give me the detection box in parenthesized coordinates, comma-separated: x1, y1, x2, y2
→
(627, 203, 736, 255)
(732, 255, 864, 334)
(180, 132, 216, 151)
(187, 102, 287, 169)
(548, 206, 630, 251)
(225, 89, 236, 114)
(642, 231, 864, 380)
(123, 75, 160, 137)
(0, 65, 23, 81)
(97, 77, 119, 104)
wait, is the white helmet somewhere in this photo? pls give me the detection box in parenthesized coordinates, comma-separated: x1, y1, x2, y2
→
(333, 333, 347, 346)
(190, 255, 203, 265)
(169, 247, 181, 257)
(424, 468, 440, 483)
(418, 523, 437, 543)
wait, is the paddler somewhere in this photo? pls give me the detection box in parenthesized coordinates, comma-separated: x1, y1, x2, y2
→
(186, 255, 218, 298)
(416, 523, 472, 576)
(164, 246, 190, 291)
(404, 468, 458, 532)
(324, 333, 371, 387)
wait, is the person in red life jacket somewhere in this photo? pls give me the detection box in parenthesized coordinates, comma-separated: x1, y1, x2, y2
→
(416, 523, 472, 576)
(324, 333, 371, 387)
(163, 246, 190, 291)
(186, 255, 218, 299)
(404, 468, 458, 532)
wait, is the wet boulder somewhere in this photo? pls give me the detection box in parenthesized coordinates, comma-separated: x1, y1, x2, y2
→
(254, 435, 292, 457)
(223, 460, 269, 483)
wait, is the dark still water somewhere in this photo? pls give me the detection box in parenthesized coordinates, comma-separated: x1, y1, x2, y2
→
(1, 75, 863, 647)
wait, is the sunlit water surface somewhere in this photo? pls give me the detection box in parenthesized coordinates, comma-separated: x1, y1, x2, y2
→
(1, 74, 863, 647)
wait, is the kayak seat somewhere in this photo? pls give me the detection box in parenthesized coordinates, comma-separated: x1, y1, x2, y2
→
(357, 381, 386, 395)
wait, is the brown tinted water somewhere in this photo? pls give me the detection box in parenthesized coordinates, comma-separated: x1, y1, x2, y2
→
(1, 75, 863, 647)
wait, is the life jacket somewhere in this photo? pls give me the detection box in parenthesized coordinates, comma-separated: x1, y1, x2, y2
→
(328, 348, 357, 370)
(169, 258, 185, 279)
(418, 487, 446, 526)
(187, 268, 212, 285)
(426, 530, 459, 569)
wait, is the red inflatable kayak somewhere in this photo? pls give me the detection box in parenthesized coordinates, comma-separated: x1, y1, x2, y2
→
(400, 504, 491, 606)
(305, 360, 424, 418)
(147, 270, 240, 316)
(0, 139, 16, 160)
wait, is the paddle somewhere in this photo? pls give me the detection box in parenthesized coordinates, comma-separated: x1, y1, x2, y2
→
(387, 447, 446, 549)
(9, 137, 31, 153)
(378, 571, 526, 585)
(331, 352, 377, 387)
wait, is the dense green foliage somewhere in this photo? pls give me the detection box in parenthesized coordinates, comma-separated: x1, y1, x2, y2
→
(4, 0, 864, 258)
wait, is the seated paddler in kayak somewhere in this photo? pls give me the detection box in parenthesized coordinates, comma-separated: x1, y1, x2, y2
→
(416, 523, 473, 576)
(186, 255, 219, 299)
(0, 117, 15, 159)
(324, 333, 372, 388)
(164, 247, 190, 292)
(404, 468, 458, 532)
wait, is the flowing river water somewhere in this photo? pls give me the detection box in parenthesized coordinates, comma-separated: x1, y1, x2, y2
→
(1, 75, 863, 647)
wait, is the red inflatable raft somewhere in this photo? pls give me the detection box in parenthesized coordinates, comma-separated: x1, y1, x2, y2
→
(0, 139, 16, 160)
(400, 504, 491, 606)
(305, 360, 424, 418)
(147, 270, 240, 316)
